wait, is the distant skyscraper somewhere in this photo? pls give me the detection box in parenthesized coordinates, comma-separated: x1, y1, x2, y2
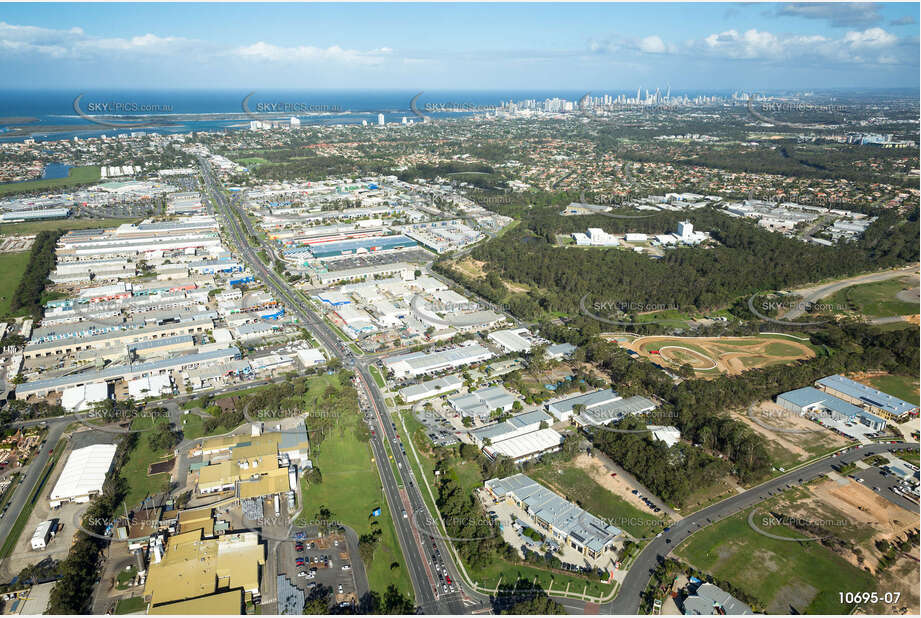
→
(377, 113, 385, 126)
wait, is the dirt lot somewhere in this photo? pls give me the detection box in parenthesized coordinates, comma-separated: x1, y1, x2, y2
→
(571, 453, 654, 513)
(772, 476, 919, 574)
(620, 335, 815, 377)
(732, 401, 851, 465)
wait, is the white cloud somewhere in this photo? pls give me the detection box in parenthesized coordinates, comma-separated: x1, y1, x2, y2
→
(638, 35, 666, 54)
(693, 26, 907, 66)
(842, 27, 897, 48)
(232, 42, 392, 65)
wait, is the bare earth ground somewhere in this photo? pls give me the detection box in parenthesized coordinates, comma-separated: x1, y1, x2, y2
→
(572, 453, 656, 513)
(450, 256, 530, 293)
(732, 401, 850, 460)
(619, 335, 815, 377)
(779, 476, 919, 572)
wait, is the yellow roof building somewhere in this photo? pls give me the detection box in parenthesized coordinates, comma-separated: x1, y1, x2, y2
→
(148, 589, 243, 615)
(196, 431, 308, 498)
(144, 530, 264, 607)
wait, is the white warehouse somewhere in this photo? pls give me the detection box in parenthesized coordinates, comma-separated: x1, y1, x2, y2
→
(49, 444, 118, 508)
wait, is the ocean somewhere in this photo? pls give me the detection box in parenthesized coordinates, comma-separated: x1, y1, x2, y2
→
(0, 88, 740, 143)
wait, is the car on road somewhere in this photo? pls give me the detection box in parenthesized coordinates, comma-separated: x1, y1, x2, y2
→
(610, 472, 617, 477)
(298, 571, 309, 577)
(341, 564, 351, 571)
(338, 585, 344, 594)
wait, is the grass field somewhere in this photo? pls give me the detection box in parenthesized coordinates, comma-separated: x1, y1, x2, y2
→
(178, 412, 230, 440)
(0, 251, 31, 318)
(530, 463, 667, 539)
(119, 418, 173, 511)
(827, 277, 919, 319)
(674, 507, 877, 614)
(0, 217, 139, 236)
(113, 596, 146, 614)
(864, 374, 920, 406)
(300, 417, 413, 600)
(0, 165, 100, 196)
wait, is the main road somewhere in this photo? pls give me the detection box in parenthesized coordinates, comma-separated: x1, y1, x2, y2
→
(199, 159, 469, 614)
(603, 440, 920, 614)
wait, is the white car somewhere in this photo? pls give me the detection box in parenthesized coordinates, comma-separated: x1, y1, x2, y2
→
(341, 565, 351, 571)
(338, 585, 344, 594)
(297, 571, 308, 578)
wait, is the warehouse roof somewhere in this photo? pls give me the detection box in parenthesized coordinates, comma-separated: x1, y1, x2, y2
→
(575, 395, 658, 426)
(144, 531, 263, 606)
(49, 444, 118, 502)
(483, 428, 563, 460)
(816, 374, 918, 417)
(547, 388, 621, 417)
(148, 589, 243, 615)
(486, 474, 620, 553)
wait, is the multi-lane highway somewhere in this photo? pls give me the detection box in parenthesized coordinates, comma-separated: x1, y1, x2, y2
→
(200, 159, 473, 614)
(604, 440, 920, 614)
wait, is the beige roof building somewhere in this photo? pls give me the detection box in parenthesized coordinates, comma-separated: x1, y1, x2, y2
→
(144, 530, 264, 607)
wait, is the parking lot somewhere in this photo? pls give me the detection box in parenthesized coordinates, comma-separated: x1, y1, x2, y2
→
(276, 527, 362, 610)
(852, 467, 920, 513)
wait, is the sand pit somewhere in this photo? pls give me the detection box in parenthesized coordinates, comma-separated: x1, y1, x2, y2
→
(620, 335, 815, 377)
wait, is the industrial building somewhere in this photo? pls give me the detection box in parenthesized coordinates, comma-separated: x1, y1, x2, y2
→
(815, 374, 918, 421)
(0, 208, 70, 223)
(17, 346, 241, 397)
(383, 343, 493, 379)
(449, 385, 519, 419)
(546, 388, 632, 422)
(572, 227, 620, 247)
(286, 234, 417, 260)
(399, 375, 463, 403)
(49, 444, 118, 507)
(143, 530, 264, 609)
(570, 395, 659, 428)
(470, 410, 563, 463)
(196, 431, 309, 498)
(487, 328, 537, 354)
(776, 386, 887, 431)
(315, 262, 415, 286)
(484, 474, 621, 559)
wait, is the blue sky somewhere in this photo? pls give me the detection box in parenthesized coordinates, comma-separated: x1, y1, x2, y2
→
(1, 3, 918, 90)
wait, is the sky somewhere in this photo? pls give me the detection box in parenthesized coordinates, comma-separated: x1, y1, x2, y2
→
(1, 2, 918, 91)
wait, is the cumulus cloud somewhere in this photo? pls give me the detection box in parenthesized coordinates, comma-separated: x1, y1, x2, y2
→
(693, 26, 908, 66)
(638, 35, 667, 54)
(0, 21, 395, 67)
